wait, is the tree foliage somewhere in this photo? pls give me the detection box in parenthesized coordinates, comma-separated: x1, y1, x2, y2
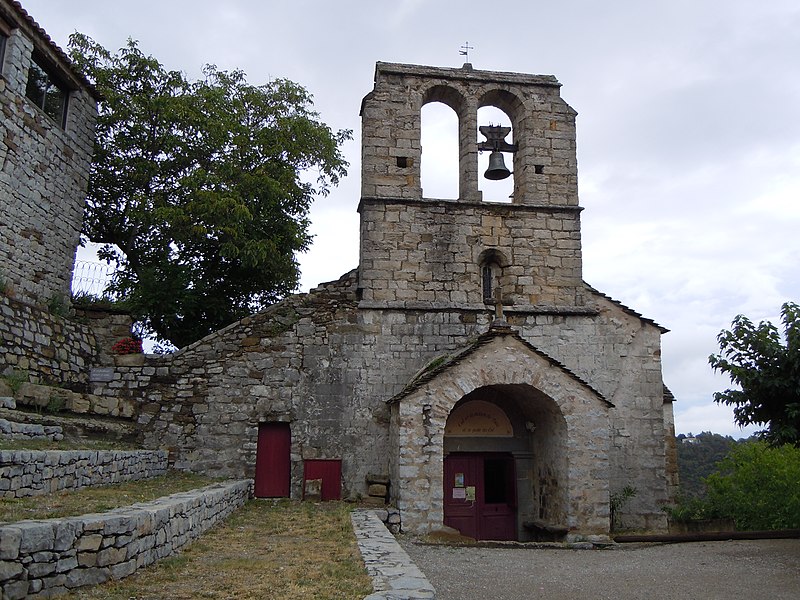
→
(675, 432, 738, 498)
(709, 302, 800, 446)
(703, 441, 800, 530)
(68, 34, 351, 348)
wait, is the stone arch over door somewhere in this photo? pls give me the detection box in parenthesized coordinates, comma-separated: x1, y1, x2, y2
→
(388, 332, 611, 539)
(442, 385, 569, 541)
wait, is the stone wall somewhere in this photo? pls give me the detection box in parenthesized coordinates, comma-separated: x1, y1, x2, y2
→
(0, 450, 168, 498)
(0, 479, 251, 598)
(358, 198, 585, 309)
(0, 5, 97, 307)
(87, 272, 671, 531)
(0, 295, 131, 389)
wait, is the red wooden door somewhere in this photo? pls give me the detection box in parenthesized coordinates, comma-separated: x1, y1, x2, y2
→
(444, 454, 479, 538)
(254, 422, 291, 497)
(478, 455, 516, 541)
(444, 453, 517, 541)
(303, 459, 342, 500)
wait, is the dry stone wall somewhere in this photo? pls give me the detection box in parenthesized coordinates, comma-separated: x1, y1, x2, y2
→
(0, 479, 251, 599)
(0, 450, 168, 498)
(0, 295, 131, 389)
(0, 19, 97, 307)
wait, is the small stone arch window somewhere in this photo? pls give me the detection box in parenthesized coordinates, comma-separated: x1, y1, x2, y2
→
(478, 249, 509, 304)
(482, 262, 498, 302)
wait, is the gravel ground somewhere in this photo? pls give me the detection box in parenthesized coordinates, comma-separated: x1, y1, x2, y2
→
(400, 538, 800, 600)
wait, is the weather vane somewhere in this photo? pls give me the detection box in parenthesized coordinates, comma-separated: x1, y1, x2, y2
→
(459, 42, 474, 63)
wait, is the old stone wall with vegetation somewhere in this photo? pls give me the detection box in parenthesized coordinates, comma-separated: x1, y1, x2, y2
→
(0, 449, 168, 498)
(0, 479, 251, 598)
(0, 295, 132, 390)
(0, 8, 97, 307)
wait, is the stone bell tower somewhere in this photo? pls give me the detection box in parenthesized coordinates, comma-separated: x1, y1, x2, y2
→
(357, 62, 586, 312)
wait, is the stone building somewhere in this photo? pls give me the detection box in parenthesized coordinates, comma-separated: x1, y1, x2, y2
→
(91, 62, 678, 540)
(0, 0, 98, 307)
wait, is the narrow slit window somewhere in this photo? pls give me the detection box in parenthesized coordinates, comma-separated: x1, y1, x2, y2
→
(482, 263, 495, 302)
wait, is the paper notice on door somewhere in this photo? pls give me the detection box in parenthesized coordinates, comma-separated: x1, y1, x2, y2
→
(453, 487, 466, 499)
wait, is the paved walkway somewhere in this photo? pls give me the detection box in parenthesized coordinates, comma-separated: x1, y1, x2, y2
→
(400, 537, 800, 600)
(351, 510, 435, 599)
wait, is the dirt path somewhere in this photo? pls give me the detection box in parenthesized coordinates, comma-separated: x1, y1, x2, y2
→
(401, 538, 800, 600)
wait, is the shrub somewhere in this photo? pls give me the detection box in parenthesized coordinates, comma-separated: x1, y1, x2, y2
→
(704, 441, 800, 530)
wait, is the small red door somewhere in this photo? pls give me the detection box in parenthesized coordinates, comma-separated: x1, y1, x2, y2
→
(444, 453, 517, 540)
(303, 459, 342, 500)
(254, 422, 291, 497)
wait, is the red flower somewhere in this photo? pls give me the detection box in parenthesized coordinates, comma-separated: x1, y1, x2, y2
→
(112, 337, 143, 355)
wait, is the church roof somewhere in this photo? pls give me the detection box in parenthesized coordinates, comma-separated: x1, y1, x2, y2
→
(388, 322, 611, 406)
(584, 282, 670, 334)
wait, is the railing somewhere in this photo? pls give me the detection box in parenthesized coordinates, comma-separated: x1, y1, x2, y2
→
(71, 259, 116, 297)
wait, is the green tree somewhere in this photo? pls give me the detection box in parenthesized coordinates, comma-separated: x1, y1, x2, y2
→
(704, 441, 800, 530)
(676, 432, 739, 498)
(709, 302, 800, 446)
(68, 34, 351, 348)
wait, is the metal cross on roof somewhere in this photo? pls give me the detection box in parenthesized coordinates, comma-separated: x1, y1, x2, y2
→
(459, 42, 474, 63)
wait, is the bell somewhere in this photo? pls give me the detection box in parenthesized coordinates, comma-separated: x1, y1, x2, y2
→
(484, 151, 512, 180)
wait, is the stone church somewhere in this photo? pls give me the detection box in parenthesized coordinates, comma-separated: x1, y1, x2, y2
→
(0, 10, 677, 540)
(90, 62, 678, 540)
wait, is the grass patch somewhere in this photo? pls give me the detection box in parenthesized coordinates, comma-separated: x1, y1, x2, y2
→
(69, 500, 373, 600)
(0, 471, 218, 523)
(0, 438, 136, 451)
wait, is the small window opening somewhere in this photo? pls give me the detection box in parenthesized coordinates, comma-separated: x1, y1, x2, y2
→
(25, 51, 69, 128)
(534, 165, 545, 175)
(482, 262, 498, 302)
(396, 156, 409, 168)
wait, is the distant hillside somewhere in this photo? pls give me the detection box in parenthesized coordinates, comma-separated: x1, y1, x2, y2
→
(676, 432, 745, 497)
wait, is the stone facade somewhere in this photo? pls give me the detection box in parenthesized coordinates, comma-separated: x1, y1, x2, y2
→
(0, 0, 98, 307)
(0, 449, 167, 498)
(0, 479, 250, 598)
(82, 62, 676, 538)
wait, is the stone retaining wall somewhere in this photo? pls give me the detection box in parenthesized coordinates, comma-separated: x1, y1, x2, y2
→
(0, 296, 134, 391)
(0, 450, 168, 499)
(0, 479, 252, 599)
(0, 419, 63, 442)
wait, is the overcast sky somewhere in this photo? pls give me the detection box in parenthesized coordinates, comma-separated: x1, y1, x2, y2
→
(23, 0, 800, 437)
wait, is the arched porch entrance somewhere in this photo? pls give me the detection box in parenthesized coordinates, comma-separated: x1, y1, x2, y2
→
(442, 385, 567, 541)
(388, 329, 611, 539)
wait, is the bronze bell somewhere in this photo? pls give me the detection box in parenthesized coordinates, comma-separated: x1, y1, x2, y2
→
(484, 151, 512, 180)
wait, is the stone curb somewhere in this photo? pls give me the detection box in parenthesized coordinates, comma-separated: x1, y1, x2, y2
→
(351, 509, 435, 600)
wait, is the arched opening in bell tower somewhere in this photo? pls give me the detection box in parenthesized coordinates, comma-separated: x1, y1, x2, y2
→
(421, 102, 459, 200)
(477, 105, 514, 203)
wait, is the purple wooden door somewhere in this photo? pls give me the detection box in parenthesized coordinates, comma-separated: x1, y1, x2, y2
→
(444, 453, 517, 541)
(254, 422, 291, 497)
(444, 454, 480, 538)
(303, 459, 342, 501)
